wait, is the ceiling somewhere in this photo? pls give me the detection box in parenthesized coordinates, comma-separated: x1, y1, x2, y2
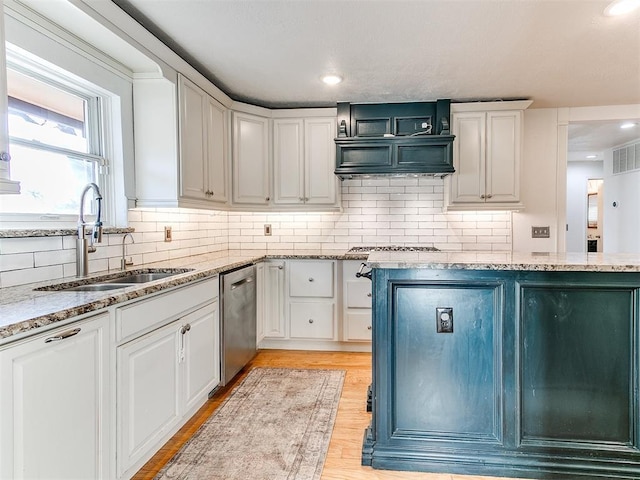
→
(568, 121, 639, 161)
(111, 0, 640, 110)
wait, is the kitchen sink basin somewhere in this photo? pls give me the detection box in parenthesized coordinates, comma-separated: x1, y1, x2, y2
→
(101, 272, 179, 284)
(63, 283, 135, 292)
(35, 268, 194, 292)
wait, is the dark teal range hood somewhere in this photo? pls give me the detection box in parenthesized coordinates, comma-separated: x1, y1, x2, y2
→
(334, 99, 455, 178)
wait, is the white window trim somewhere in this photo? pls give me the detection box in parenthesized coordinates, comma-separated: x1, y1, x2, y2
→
(1, 44, 121, 229)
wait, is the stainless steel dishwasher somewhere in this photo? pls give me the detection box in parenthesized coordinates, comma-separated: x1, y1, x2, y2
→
(219, 264, 257, 386)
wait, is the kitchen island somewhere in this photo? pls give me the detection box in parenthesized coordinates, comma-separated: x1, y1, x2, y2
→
(363, 251, 640, 480)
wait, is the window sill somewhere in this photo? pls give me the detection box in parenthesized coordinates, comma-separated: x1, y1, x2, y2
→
(0, 227, 134, 238)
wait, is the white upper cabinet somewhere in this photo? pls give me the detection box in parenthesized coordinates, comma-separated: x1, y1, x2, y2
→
(179, 75, 228, 205)
(133, 74, 228, 209)
(273, 117, 337, 207)
(232, 111, 270, 205)
(447, 100, 531, 211)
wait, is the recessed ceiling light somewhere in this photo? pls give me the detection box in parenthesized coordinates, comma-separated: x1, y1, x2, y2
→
(586, 155, 597, 159)
(321, 74, 343, 85)
(604, 0, 640, 16)
(620, 122, 637, 129)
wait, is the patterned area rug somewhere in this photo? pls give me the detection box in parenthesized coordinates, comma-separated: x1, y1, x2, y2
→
(155, 367, 345, 480)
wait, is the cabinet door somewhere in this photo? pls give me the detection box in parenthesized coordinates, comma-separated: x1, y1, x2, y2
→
(289, 260, 334, 298)
(206, 98, 228, 203)
(450, 112, 486, 203)
(345, 311, 373, 341)
(305, 118, 337, 205)
(117, 322, 181, 477)
(273, 119, 304, 204)
(256, 263, 265, 343)
(179, 75, 208, 200)
(289, 302, 335, 339)
(183, 302, 219, 413)
(0, 313, 110, 479)
(486, 110, 521, 203)
(263, 261, 286, 338)
(232, 112, 270, 204)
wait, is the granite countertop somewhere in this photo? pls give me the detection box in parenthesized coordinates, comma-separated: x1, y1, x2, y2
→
(0, 249, 367, 343)
(366, 250, 640, 272)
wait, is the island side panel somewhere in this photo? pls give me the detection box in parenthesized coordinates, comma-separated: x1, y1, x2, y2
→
(366, 268, 640, 479)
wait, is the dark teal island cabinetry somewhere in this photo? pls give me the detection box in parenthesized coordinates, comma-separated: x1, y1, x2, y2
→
(363, 252, 640, 479)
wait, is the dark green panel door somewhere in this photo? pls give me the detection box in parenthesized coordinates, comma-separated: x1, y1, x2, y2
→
(520, 286, 634, 446)
(393, 281, 503, 442)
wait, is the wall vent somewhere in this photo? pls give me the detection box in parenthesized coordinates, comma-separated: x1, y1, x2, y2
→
(612, 141, 640, 174)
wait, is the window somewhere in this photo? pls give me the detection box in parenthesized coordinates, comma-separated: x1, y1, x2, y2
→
(1, 50, 110, 223)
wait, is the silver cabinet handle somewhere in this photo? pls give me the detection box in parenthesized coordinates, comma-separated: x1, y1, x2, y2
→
(308, 319, 314, 324)
(0, 152, 11, 162)
(367, 325, 372, 330)
(45, 328, 81, 343)
(180, 324, 192, 334)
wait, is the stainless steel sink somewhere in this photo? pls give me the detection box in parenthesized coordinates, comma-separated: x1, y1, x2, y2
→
(102, 272, 178, 284)
(63, 284, 134, 292)
(35, 268, 194, 292)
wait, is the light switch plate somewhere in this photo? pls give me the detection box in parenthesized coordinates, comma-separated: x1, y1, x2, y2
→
(531, 226, 550, 238)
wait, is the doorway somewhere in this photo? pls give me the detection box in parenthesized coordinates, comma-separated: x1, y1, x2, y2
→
(565, 117, 639, 253)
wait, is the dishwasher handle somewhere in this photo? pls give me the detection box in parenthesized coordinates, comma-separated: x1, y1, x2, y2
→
(230, 276, 254, 290)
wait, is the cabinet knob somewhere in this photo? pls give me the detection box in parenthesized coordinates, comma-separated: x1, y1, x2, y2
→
(367, 325, 372, 330)
(367, 292, 372, 297)
(486, 194, 493, 199)
(265, 197, 270, 201)
(278, 265, 283, 270)
(305, 197, 309, 201)
(299, 197, 304, 202)
(308, 277, 314, 282)
(308, 318, 314, 324)
(480, 194, 486, 199)
(0, 152, 11, 162)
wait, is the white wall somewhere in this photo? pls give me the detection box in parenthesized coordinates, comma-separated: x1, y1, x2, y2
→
(512, 108, 560, 252)
(566, 161, 603, 252)
(602, 145, 640, 253)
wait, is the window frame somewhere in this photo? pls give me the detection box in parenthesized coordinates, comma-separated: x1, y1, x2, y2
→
(1, 46, 116, 228)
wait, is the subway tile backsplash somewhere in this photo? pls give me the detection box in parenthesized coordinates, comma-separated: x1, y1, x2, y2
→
(0, 178, 511, 287)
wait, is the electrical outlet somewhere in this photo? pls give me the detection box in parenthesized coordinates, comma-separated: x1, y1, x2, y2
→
(164, 226, 172, 242)
(531, 226, 550, 238)
(436, 307, 453, 333)
(264, 224, 272, 236)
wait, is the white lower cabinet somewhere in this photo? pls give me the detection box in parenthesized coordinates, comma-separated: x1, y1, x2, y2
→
(342, 260, 373, 342)
(115, 278, 219, 479)
(258, 260, 286, 339)
(0, 312, 110, 479)
(289, 302, 334, 339)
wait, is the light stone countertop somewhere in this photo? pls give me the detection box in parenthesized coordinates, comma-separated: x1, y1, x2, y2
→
(3, 248, 639, 344)
(366, 250, 640, 272)
(0, 249, 366, 343)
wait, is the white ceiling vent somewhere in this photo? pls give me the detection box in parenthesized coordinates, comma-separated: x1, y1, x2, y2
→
(612, 142, 640, 174)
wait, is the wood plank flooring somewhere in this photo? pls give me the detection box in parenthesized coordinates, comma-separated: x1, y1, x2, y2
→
(133, 350, 522, 480)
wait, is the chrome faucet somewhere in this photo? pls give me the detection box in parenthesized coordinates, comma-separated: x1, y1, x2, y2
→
(76, 183, 103, 277)
(121, 233, 135, 270)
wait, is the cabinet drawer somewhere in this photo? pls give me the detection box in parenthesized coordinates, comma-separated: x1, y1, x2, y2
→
(346, 281, 372, 308)
(116, 277, 218, 343)
(289, 261, 334, 297)
(345, 312, 372, 341)
(289, 302, 334, 339)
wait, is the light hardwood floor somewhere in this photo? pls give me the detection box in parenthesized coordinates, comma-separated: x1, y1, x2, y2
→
(133, 350, 521, 480)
